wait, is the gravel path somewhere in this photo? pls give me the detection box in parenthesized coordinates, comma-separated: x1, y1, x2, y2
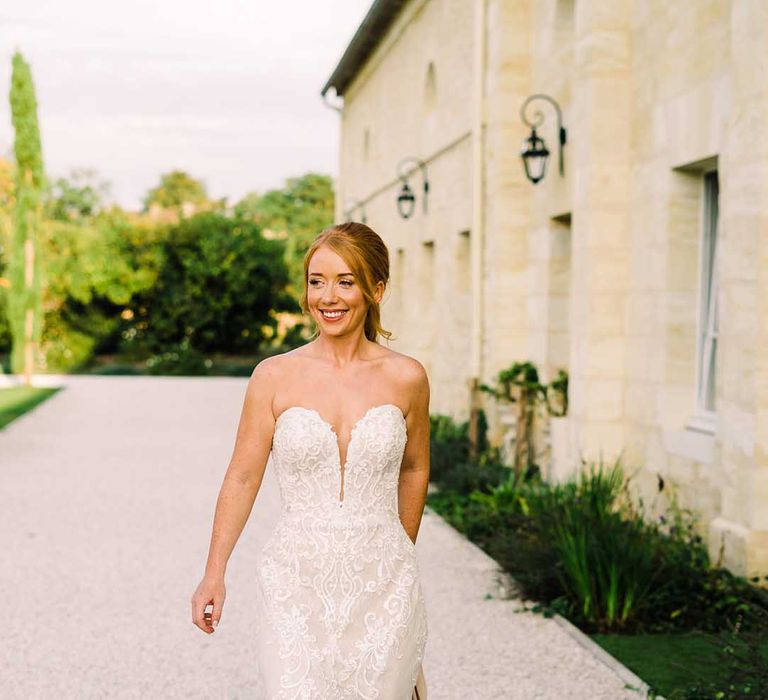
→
(1, 375, 650, 699)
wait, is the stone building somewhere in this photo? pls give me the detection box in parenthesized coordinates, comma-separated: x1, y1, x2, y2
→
(321, 0, 768, 579)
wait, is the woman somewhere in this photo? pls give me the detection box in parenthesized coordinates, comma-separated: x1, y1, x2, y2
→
(191, 222, 430, 699)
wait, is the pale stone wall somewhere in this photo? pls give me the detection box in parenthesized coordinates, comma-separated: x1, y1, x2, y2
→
(526, 0, 768, 578)
(712, 0, 768, 577)
(333, 0, 768, 577)
(337, 0, 475, 416)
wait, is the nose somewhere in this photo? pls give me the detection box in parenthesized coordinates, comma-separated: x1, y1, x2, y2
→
(320, 282, 337, 305)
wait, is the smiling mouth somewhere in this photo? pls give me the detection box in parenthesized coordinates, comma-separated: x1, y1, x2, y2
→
(320, 309, 348, 319)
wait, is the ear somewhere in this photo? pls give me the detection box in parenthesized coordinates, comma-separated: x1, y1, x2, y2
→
(373, 280, 385, 305)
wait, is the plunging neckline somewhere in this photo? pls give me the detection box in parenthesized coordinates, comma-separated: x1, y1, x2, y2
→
(274, 403, 406, 502)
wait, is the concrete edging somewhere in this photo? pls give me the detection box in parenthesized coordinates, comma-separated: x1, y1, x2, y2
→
(549, 613, 666, 700)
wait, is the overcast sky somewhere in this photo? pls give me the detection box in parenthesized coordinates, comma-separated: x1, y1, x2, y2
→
(0, 0, 370, 209)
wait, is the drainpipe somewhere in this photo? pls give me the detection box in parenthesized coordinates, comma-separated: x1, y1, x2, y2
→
(469, 0, 486, 449)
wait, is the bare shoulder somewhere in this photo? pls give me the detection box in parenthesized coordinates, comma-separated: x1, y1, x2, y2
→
(251, 345, 306, 382)
(379, 348, 430, 406)
(378, 350, 429, 432)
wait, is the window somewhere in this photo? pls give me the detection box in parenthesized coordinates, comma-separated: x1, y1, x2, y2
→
(695, 170, 719, 420)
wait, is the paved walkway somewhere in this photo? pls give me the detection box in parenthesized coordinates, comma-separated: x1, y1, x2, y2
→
(1, 375, 650, 699)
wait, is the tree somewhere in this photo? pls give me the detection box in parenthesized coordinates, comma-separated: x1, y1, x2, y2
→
(234, 173, 334, 298)
(479, 361, 569, 478)
(8, 51, 46, 384)
(39, 209, 162, 371)
(45, 168, 111, 222)
(143, 170, 209, 212)
(0, 158, 16, 358)
(122, 212, 297, 356)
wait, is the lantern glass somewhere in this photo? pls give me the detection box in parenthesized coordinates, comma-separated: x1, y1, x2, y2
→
(397, 182, 416, 219)
(521, 128, 550, 184)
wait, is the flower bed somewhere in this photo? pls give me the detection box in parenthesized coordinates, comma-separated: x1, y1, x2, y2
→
(427, 412, 768, 699)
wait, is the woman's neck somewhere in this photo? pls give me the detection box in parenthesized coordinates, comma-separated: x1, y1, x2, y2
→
(312, 328, 371, 367)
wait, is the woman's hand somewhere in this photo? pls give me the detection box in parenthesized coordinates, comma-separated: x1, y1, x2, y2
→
(191, 575, 226, 634)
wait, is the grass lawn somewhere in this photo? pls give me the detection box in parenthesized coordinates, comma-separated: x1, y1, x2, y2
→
(0, 386, 61, 430)
(591, 630, 768, 697)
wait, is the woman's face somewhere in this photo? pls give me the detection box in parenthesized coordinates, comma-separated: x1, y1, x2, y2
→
(307, 245, 381, 337)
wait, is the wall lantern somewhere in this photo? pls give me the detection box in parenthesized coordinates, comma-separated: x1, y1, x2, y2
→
(343, 199, 367, 224)
(520, 93, 567, 184)
(396, 157, 429, 219)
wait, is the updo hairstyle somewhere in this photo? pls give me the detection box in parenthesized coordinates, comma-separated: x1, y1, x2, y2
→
(301, 222, 393, 343)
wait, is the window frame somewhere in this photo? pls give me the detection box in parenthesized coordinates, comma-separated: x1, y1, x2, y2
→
(688, 168, 719, 434)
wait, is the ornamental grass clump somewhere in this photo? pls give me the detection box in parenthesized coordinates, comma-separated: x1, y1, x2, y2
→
(426, 413, 768, 639)
(526, 456, 664, 632)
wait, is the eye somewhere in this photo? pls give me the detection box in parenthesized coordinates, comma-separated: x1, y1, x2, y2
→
(309, 279, 321, 286)
(339, 280, 353, 287)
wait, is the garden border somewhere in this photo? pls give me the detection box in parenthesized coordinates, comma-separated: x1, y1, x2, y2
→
(549, 612, 665, 700)
(425, 500, 666, 700)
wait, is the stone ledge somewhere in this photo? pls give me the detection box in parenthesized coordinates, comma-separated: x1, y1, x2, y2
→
(662, 426, 716, 464)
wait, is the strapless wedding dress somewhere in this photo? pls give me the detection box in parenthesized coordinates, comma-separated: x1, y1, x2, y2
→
(254, 403, 428, 700)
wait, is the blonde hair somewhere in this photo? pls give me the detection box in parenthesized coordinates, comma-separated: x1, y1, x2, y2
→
(301, 222, 393, 343)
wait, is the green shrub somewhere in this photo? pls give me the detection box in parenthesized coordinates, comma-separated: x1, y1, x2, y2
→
(427, 415, 768, 637)
(0, 286, 11, 356)
(435, 459, 510, 494)
(429, 410, 497, 489)
(120, 212, 296, 358)
(641, 509, 768, 634)
(670, 607, 768, 699)
(36, 213, 162, 372)
(144, 337, 209, 376)
(429, 413, 471, 478)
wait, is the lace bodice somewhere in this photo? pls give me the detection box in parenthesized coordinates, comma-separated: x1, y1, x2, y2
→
(254, 402, 427, 699)
(270, 403, 408, 518)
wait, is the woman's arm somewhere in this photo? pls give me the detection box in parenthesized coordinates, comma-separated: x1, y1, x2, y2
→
(397, 358, 431, 545)
(191, 357, 278, 634)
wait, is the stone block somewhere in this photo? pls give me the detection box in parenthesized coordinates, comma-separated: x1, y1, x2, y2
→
(750, 467, 768, 530)
(584, 250, 631, 293)
(585, 334, 626, 378)
(580, 379, 624, 422)
(625, 381, 654, 424)
(709, 516, 768, 580)
(575, 419, 626, 458)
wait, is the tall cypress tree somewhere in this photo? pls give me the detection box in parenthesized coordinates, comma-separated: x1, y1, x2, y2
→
(8, 51, 45, 383)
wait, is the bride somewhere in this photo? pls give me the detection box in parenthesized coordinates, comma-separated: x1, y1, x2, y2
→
(191, 222, 430, 699)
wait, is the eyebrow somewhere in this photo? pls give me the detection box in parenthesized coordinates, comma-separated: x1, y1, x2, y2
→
(308, 272, 354, 277)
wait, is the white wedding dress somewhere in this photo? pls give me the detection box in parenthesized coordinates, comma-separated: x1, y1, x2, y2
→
(254, 403, 428, 699)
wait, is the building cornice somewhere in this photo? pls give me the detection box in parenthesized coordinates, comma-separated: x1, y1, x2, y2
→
(320, 0, 409, 97)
